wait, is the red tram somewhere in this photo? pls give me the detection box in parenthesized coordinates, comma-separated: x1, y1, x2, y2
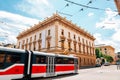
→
(0, 47, 78, 80)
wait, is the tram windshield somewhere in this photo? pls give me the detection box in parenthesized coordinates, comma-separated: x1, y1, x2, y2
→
(0, 52, 22, 69)
(0, 53, 5, 68)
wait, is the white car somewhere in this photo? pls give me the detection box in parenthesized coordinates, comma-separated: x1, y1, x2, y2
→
(104, 62, 110, 66)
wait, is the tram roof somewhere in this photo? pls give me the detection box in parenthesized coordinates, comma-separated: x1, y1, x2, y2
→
(0, 47, 78, 59)
(33, 51, 55, 56)
(33, 51, 77, 58)
(0, 46, 26, 53)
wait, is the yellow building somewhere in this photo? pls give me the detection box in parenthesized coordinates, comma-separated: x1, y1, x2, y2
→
(4, 44, 16, 48)
(0, 43, 16, 48)
(95, 44, 116, 63)
(114, 0, 120, 14)
(17, 13, 96, 67)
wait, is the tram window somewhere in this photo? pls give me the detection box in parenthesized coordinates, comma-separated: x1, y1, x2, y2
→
(56, 57, 74, 64)
(0, 53, 5, 67)
(63, 58, 69, 64)
(6, 54, 21, 63)
(6, 55, 11, 63)
(35, 55, 46, 64)
(0, 53, 5, 63)
(75, 59, 78, 64)
(68, 58, 74, 64)
(56, 57, 63, 64)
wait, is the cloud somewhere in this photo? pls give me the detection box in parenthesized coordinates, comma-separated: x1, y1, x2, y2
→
(94, 33, 115, 46)
(112, 29, 120, 42)
(0, 11, 39, 26)
(0, 11, 39, 44)
(96, 8, 120, 31)
(94, 8, 120, 53)
(94, 33, 119, 53)
(16, 0, 55, 18)
(88, 12, 94, 17)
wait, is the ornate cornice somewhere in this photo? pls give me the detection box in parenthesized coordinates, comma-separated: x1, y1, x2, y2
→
(17, 13, 95, 40)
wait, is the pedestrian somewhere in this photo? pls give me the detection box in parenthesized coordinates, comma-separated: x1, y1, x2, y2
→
(117, 61, 120, 70)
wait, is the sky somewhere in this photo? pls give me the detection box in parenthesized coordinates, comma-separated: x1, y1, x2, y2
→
(0, 0, 120, 53)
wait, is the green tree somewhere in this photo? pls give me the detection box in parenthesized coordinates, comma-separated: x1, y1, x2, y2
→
(95, 48, 100, 58)
(103, 55, 113, 63)
(100, 52, 103, 57)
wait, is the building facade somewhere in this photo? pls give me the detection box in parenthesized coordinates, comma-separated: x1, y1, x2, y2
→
(95, 44, 116, 63)
(0, 43, 16, 48)
(3, 44, 16, 48)
(116, 52, 120, 60)
(17, 13, 96, 67)
(114, 0, 120, 15)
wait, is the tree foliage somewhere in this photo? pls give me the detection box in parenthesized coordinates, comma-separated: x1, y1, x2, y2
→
(95, 48, 101, 58)
(95, 48, 113, 63)
(103, 55, 113, 63)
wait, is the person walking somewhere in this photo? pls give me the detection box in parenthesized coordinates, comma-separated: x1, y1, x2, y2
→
(117, 61, 120, 70)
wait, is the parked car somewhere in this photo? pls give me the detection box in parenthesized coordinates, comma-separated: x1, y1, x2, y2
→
(95, 64, 101, 67)
(104, 62, 110, 66)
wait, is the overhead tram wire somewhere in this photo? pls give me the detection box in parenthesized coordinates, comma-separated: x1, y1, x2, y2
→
(57, 11, 72, 17)
(58, 0, 94, 17)
(59, 3, 69, 11)
(64, 0, 118, 12)
(71, 0, 92, 17)
(87, 0, 93, 5)
(69, 0, 94, 18)
(57, 3, 73, 17)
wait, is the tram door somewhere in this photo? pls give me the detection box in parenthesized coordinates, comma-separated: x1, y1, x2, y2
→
(46, 56, 55, 77)
(74, 59, 78, 73)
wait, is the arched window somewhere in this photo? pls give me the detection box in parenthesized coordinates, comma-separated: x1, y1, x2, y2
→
(34, 35, 36, 41)
(33, 35, 36, 51)
(68, 32, 70, 38)
(61, 40, 64, 50)
(26, 38, 28, 49)
(61, 29, 64, 35)
(78, 37, 80, 41)
(30, 37, 32, 42)
(22, 40, 25, 49)
(39, 33, 41, 39)
(38, 43, 41, 51)
(48, 30, 50, 36)
(68, 42, 71, 51)
(74, 34, 76, 39)
(47, 40, 50, 49)
(74, 43, 76, 52)
(79, 44, 81, 52)
(29, 37, 32, 50)
(82, 38, 85, 53)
